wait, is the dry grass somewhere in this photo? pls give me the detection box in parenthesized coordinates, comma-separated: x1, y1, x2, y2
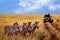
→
(0, 14, 60, 40)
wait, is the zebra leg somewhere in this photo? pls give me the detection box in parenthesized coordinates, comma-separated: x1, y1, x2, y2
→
(7, 33, 13, 36)
(23, 32, 26, 37)
(22, 31, 26, 37)
(4, 32, 6, 35)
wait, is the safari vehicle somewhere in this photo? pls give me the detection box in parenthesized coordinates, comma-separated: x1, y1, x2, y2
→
(44, 13, 53, 23)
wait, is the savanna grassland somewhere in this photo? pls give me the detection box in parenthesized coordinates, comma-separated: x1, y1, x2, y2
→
(0, 14, 60, 40)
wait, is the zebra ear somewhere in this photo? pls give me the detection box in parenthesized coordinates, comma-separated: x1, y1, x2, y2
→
(37, 21, 39, 23)
(35, 21, 39, 23)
